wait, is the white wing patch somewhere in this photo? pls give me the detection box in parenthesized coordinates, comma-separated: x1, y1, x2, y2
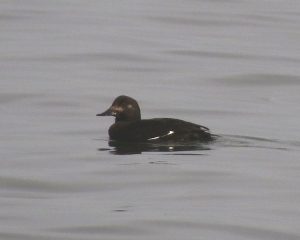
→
(148, 130, 174, 140)
(148, 136, 160, 140)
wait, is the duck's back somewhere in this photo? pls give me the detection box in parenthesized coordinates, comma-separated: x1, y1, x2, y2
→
(109, 118, 212, 142)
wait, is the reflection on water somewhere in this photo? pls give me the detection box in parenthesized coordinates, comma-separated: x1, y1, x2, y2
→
(99, 134, 294, 155)
(99, 140, 212, 155)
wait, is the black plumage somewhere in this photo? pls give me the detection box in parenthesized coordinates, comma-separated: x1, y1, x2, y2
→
(97, 95, 213, 142)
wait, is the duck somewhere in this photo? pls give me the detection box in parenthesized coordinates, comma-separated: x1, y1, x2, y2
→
(97, 95, 213, 142)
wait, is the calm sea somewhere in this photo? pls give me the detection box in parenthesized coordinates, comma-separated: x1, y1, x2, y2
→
(1, 1, 300, 239)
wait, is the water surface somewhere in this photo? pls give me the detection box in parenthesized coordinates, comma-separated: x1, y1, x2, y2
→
(1, 1, 300, 239)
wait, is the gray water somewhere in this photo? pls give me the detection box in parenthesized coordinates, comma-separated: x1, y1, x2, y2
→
(1, 0, 300, 239)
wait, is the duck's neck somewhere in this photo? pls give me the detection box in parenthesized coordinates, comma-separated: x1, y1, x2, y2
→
(115, 114, 141, 122)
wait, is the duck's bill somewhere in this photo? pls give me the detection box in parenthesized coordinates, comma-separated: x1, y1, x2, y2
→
(96, 107, 113, 116)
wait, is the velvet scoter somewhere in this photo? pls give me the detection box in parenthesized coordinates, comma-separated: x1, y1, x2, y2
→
(97, 95, 213, 142)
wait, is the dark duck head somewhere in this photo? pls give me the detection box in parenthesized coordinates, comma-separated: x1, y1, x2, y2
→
(97, 95, 141, 122)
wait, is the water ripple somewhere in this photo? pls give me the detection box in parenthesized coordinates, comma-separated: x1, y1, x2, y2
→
(166, 50, 300, 63)
(50, 224, 149, 236)
(140, 220, 300, 240)
(214, 74, 300, 87)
